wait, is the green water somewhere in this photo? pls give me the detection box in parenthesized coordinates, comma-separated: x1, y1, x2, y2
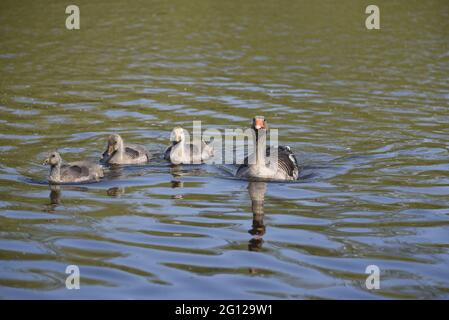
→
(0, 0, 448, 299)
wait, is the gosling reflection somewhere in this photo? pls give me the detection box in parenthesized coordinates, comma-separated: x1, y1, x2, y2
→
(107, 187, 125, 197)
(170, 165, 184, 199)
(103, 164, 126, 197)
(247, 181, 267, 275)
(45, 185, 61, 213)
(45, 185, 89, 213)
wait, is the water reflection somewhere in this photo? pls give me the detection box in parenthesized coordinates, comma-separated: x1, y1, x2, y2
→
(170, 165, 184, 199)
(107, 187, 125, 197)
(105, 165, 127, 197)
(45, 185, 90, 212)
(247, 181, 267, 274)
(45, 185, 61, 213)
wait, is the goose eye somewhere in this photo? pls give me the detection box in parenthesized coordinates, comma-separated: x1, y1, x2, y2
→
(51, 155, 55, 158)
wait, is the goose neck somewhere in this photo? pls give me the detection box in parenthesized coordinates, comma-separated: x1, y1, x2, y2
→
(255, 129, 267, 167)
(115, 140, 125, 161)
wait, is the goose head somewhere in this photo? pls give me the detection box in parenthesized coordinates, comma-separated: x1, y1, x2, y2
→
(43, 151, 62, 166)
(252, 116, 268, 132)
(170, 127, 186, 144)
(103, 134, 123, 159)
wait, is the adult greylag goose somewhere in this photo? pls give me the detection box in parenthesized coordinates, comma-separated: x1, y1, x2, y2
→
(43, 151, 104, 184)
(236, 116, 300, 181)
(164, 127, 214, 164)
(101, 134, 151, 165)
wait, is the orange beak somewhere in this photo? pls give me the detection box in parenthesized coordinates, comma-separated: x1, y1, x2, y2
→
(254, 118, 265, 130)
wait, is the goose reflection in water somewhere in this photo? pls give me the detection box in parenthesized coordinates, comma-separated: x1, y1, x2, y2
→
(45, 185, 62, 213)
(170, 165, 184, 199)
(247, 181, 267, 274)
(104, 164, 126, 197)
(45, 185, 90, 213)
(107, 187, 125, 197)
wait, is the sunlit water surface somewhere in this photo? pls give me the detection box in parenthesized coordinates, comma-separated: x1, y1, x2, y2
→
(0, 0, 448, 299)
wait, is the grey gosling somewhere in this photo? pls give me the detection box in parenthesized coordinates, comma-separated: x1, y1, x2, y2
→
(43, 151, 104, 184)
(102, 134, 151, 165)
(164, 127, 214, 164)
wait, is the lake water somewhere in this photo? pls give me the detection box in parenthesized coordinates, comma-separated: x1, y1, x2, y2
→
(0, 0, 448, 299)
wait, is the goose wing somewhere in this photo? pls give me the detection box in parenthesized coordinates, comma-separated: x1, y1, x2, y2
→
(125, 144, 151, 160)
(268, 146, 299, 178)
(125, 147, 140, 159)
(61, 163, 90, 179)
